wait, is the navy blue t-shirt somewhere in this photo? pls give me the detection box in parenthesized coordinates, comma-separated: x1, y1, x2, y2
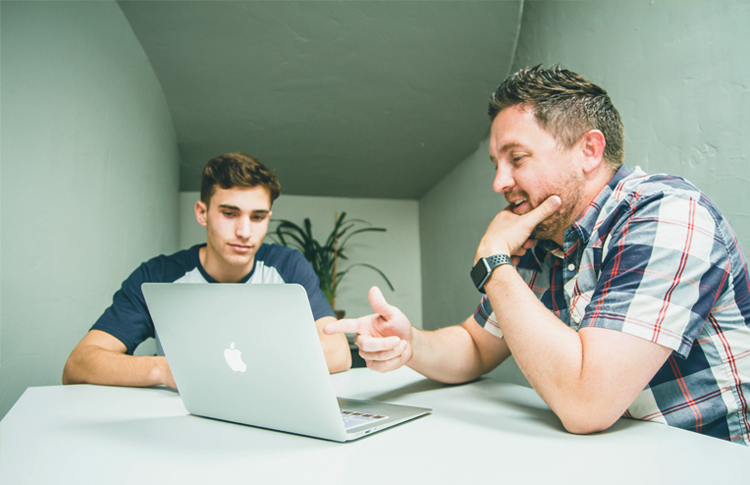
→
(92, 243, 335, 354)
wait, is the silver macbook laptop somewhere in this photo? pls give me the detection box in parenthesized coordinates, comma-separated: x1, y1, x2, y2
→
(141, 283, 431, 442)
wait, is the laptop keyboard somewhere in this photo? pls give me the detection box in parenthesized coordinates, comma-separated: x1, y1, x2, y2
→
(341, 410, 388, 430)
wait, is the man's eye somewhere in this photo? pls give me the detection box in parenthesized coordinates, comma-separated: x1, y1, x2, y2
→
(252, 214, 267, 222)
(222, 212, 236, 218)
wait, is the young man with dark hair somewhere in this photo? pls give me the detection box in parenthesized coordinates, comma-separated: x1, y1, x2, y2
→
(64, 152, 351, 388)
(326, 66, 750, 445)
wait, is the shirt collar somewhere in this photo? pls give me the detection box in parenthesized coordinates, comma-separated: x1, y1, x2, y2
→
(565, 165, 632, 250)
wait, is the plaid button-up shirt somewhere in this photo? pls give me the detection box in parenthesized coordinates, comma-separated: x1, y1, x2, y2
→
(475, 166, 750, 445)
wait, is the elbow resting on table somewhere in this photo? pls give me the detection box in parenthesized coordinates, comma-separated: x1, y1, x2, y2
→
(334, 352, 352, 374)
(557, 408, 621, 436)
(328, 342, 352, 374)
(61, 353, 82, 385)
(543, 383, 626, 435)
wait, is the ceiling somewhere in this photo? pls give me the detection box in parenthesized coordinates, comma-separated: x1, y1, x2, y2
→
(118, 1, 522, 199)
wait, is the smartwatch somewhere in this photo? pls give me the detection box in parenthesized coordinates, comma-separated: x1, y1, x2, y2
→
(470, 254, 512, 293)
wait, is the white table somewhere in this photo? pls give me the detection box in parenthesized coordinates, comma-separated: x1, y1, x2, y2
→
(2, 368, 748, 484)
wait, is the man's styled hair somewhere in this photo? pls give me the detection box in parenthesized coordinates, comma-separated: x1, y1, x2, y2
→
(200, 152, 281, 206)
(488, 65, 625, 171)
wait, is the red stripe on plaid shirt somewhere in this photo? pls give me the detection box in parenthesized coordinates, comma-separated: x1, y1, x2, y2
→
(527, 271, 538, 292)
(667, 354, 703, 431)
(636, 387, 726, 421)
(591, 198, 633, 319)
(591, 188, 650, 321)
(654, 198, 697, 341)
(550, 259, 562, 316)
(708, 313, 750, 441)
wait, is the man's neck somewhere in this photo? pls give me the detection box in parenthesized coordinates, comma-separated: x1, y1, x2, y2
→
(198, 246, 254, 283)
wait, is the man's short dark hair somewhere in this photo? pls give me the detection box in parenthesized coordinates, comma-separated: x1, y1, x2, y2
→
(200, 152, 281, 206)
(488, 65, 625, 171)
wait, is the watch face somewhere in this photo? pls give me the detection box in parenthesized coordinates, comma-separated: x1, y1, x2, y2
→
(470, 259, 489, 291)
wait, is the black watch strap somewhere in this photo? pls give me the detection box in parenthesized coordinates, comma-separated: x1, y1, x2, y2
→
(470, 254, 512, 293)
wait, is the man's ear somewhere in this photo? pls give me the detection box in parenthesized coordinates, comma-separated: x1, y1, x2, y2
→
(580, 129, 606, 174)
(195, 201, 208, 227)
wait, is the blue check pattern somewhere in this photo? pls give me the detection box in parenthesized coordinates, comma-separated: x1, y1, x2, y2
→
(475, 166, 750, 445)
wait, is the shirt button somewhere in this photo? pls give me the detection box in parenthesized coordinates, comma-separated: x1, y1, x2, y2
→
(573, 315, 581, 324)
(567, 263, 576, 272)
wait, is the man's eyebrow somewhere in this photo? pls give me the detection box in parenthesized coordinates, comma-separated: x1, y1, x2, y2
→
(217, 204, 270, 215)
(499, 142, 524, 154)
(218, 204, 240, 211)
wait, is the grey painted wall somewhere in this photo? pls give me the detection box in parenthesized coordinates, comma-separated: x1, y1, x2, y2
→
(2, 0, 747, 419)
(419, 0, 750, 387)
(516, 0, 750, 244)
(0, 2, 179, 418)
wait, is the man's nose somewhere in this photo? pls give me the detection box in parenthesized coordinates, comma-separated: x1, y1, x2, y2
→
(236, 217, 252, 239)
(493, 162, 514, 193)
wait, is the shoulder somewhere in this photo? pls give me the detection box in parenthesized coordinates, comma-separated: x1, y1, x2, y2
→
(613, 169, 715, 213)
(591, 169, 736, 270)
(255, 243, 307, 267)
(598, 168, 722, 232)
(136, 244, 204, 283)
(251, 243, 319, 285)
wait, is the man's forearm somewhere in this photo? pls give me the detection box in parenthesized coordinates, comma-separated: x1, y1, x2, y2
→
(63, 346, 173, 388)
(408, 323, 506, 384)
(483, 265, 672, 434)
(484, 266, 595, 420)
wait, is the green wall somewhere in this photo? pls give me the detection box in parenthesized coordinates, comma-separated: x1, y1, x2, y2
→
(419, 0, 750, 385)
(0, 1, 179, 418)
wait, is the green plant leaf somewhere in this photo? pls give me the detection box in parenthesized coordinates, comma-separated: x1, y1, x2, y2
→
(270, 213, 393, 308)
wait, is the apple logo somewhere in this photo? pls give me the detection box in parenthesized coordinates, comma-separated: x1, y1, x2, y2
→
(224, 342, 247, 373)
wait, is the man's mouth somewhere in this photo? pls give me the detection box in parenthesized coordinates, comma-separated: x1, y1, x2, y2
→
(229, 243, 252, 252)
(510, 198, 529, 214)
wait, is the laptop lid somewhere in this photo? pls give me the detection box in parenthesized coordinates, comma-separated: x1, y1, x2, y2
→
(142, 283, 430, 442)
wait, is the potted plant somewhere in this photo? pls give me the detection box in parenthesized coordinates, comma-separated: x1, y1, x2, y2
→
(271, 212, 394, 317)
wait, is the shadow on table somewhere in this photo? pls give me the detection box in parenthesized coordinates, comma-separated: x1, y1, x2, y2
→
(361, 377, 451, 402)
(447, 378, 644, 439)
(72, 412, 344, 455)
(363, 376, 643, 440)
